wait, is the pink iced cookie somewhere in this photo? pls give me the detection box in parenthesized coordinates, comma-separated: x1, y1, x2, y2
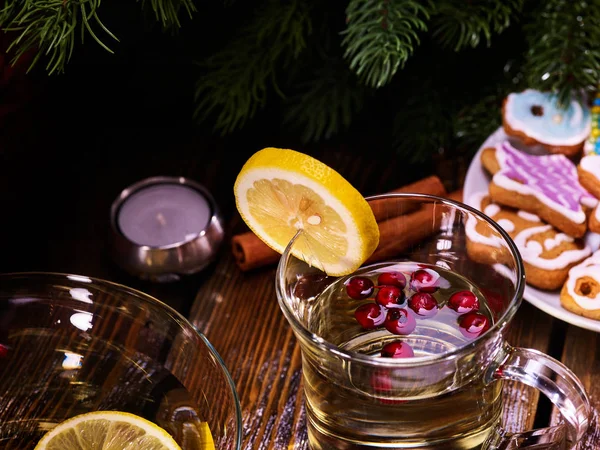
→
(480, 141, 596, 238)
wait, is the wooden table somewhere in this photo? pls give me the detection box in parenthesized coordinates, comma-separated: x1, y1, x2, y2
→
(2, 126, 599, 448)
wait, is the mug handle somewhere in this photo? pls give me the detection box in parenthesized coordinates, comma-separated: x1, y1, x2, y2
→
(482, 344, 591, 449)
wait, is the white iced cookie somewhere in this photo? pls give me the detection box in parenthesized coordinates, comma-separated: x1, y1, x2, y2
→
(561, 251, 600, 319)
(466, 192, 591, 291)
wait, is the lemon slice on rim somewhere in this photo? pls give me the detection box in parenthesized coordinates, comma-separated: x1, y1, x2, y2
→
(234, 148, 379, 276)
(34, 411, 185, 450)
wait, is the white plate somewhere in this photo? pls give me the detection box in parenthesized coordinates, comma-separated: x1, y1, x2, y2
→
(463, 127, 600, 332)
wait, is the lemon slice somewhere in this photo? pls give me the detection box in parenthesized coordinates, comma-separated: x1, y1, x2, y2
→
(34, 411, 183, 450)
(234, 148, 379, 276)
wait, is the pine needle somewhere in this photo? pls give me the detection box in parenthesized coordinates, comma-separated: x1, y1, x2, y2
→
(193, 0, 312, 134)
(341, 0, 431, 88)
(0, 0, 194, 74)
(431, 0, 523, 51)
(283, 57, 367, 142)
(139, 0, 196, 29)
(524, 0, 600, 106)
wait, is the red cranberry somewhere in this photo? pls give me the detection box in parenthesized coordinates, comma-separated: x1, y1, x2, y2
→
(481, 288, 504, 319)
(458, 312, 491, 339)
(377, 271, 406, 289)
(376, 286, 405, 309)
(346, 276, 374, 300)
(384, 308, 416, 335)
(448, 290, 480, 314)
(0, 344, 7, 358)
(381, 340, 414, 358)
(354, 303, 386, 329)
(408, 292, 438, 317)
(370, 370, 407, 405)
(410, 269, 439, 293)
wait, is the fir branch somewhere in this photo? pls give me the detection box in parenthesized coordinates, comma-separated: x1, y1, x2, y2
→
(0, 0, 194, 74)
(431, 0, 523, 51)
(193, 0, 312, 134)
(392, 77, 454, 163)
(283, 59, 367, 142)
(139, 0, 196, 29)
(341, 0, 430, 89)
(1, 0, 117, 74)
(524, 0, 600, 106)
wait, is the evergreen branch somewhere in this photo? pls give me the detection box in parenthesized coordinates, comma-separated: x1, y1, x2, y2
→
(283, 59, 367, 142)
(139, 0, 196, 29)
(341, 0, 430, 89)
(431, 0, 523, 51)
(524, 0, 600, 107)
(392, 76, 454, 163)
(193, 0, 312, 134)
(1, 0, 116, 74)
(0, 0, 194, 74)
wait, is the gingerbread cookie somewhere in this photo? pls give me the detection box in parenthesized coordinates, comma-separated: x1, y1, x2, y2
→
(561, 251, 600, 319)
(578, 154, 600, 199)
(481, 141, 595, 238)
(502, 89, 591, 157)
(466, 192, 591, 291)
(590, 202, 600, 234)
(578, 154, 600, 233)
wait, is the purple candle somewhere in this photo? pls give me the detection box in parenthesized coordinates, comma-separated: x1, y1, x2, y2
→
(111, 176, 224, 281)
(117, 183, 212, 247)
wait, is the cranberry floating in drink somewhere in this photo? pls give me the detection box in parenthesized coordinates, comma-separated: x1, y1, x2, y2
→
(458, 312, 491, 339)
(410, 269, 439, 293)
(345, 276, 374, 299)
(384, 308, 416, 336)
(381, 340, 414, 358)
(377, 271, 407, 289)
(376, 286, 405, 309)
(408, 292, 438, 317)
(448, 290, 480, 314)
(354, 303, 387, 329)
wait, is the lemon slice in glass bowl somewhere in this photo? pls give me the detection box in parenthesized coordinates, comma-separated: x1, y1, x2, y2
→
(234, 148, 379, 276)
(34, 411, 214, 450)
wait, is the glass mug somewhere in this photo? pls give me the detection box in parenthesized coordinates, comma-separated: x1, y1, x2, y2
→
(0, 273, 242, 449)
(275, 194, 591, 450)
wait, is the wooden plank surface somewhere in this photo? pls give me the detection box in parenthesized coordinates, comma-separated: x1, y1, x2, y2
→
(189, 251, 308, 448)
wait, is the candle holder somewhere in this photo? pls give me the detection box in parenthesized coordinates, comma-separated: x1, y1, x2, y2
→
(110, 176, 224, 282)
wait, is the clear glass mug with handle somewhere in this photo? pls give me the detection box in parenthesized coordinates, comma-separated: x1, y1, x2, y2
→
(0, 273, 242, 449)
(276, 193, 591, 450)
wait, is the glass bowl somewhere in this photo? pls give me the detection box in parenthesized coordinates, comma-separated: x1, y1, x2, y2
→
(0, 272, 242, 449)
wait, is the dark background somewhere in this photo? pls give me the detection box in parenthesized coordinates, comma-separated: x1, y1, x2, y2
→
(0, 1, 524, 311)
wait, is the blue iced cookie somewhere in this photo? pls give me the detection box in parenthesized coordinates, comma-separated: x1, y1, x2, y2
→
(502, 89, 591, 157)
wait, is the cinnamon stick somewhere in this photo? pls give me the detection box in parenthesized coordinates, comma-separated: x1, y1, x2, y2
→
(231, 176, 449, 272)
(366, 189, 463, 264)
(369, 175, 446, 221)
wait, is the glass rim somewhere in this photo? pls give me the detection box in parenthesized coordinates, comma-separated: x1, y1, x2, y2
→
(275, 192, 526, 367)
(0, 271, 243, 447)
